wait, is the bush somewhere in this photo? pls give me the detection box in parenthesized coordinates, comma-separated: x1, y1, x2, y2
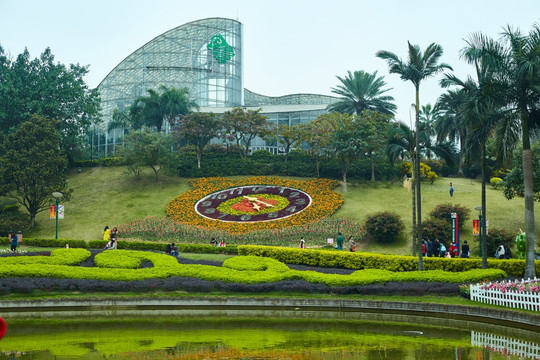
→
(429, 203, 471, 231)
(364, 212, 404, 243)
(421, 218, 452, 242)
(0, 212, 30, 237)
(486, 227, 515, 258)
(490, 177, 503, 188)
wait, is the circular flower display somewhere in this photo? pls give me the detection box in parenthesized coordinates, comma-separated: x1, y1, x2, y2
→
(167, 176, 343, 234)
(195, 186, 310, 222)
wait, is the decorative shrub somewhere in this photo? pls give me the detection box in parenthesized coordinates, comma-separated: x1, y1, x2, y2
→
(421, 218, 451, 242)
(429, 203, 470, 231)
(363, 212, 404, 243)
(486, 227, 515, 258)
(490, 177, 503, 188)
(426, 171, 438, 184)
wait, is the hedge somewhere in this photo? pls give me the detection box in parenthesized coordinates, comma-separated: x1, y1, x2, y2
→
(237, 245, 540, 277)
(0, 249, 506, 286)
(0, 237, 238, 255)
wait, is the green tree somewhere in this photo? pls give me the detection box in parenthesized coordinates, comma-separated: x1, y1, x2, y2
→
(174, 112, 221, 168)
(222, 107, 270, 159)
(441, 33, 506, 269)
(358, 110, 393, 181)
(377, 42, 452, 271)
(436, 89, 469, 176)
(0, 115, 71, 227)
(120, 129, 173, 182)
(298, 118, 334, 177)
(327, 70, 397, 116)
(129, 86, 198, 132)
(266, 124, 303, 162)
(498, 24, 540, 278)
(0, 47, 100, 162)
(328, 112, 367, 192)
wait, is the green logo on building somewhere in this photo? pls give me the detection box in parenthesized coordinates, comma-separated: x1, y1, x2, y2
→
(207, 35, 235, 64)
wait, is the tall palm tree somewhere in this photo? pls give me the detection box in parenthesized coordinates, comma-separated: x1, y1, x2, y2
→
(327, 70, 397, 116)
(419, 103, 441, 159)
(377, 43, 452, 270)
(498, 24, 540, 278)
(441, 33, 506, 269)
(387, 122, 455, 255)
(436, 89, 469, 176)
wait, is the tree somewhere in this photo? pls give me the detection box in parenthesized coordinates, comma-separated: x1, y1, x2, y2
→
(358, 110, 393, 181)
(419, 104, 441, 159)
(130, 85, 199, 132)
(498, 24, 540, 278)
(0, 115, 71, 227)
(502, 139, 540, 202)
(174, 112, 221, 168)
(377, 42, 452, 271)
(441, 32, 506, 269)
(0, 46, 100, 162)
(327, 70, 396, 116)
(120, 128, 173, 182)
(329, 113, 367, 192)
(222, 107, 270, 159)
(436, 89, 469, 176)
(266, 124, 303, 162)
(298, 119, 334, 177)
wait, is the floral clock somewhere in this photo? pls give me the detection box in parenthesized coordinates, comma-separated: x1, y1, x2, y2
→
(167, 176, 343, 234)
(194, 185, 312, 222)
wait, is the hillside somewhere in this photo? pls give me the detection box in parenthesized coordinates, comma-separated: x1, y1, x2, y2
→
(26, 166, 537, 255)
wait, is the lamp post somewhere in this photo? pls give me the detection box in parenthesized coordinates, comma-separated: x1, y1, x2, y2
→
(475, 205, 482, 257)
(52, 192, 63, 239)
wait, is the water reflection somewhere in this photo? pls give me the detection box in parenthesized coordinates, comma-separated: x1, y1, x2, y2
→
(0, 310, 538, 359)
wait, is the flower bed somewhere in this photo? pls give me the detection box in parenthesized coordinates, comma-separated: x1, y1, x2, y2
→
(166, 176, 344, 234)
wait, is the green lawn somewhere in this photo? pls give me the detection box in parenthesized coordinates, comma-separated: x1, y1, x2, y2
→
(24, 166, 539, 256)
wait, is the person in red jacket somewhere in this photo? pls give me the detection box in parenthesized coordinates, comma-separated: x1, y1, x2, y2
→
(449, 242, 459, 258)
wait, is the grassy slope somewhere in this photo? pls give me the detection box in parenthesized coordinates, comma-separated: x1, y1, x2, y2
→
(26, 166, 538, 255)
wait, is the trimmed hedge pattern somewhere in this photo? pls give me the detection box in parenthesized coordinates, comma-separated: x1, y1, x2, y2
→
(237, 245, 540, 277)
(0, 249, 506, 286)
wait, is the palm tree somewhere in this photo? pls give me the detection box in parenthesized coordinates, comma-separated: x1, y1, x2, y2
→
(498, 24, 540, 278)
(441, 33, 506, 269)
(387, 122, 455, 256)
(436, 89, 469, 176)
(327, 70, 397, 116)
(419, 103, 441, 159)
(377, 42, 452, 270)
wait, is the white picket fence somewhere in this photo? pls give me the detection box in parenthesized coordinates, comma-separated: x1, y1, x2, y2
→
(471, 331, 540, 359)
(469, 278, 540, 311)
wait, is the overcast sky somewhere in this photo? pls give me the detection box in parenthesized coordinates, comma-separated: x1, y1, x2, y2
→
(1, 0, 539, 123)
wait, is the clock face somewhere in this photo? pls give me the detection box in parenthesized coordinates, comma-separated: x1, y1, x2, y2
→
(194, 185, 312, 222)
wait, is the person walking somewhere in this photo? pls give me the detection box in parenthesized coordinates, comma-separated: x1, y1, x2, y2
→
(9, 232, 18, 252)
(427, 239, 433, 257)
(348, 236, 356, 252)
(461, 240, 470, 258)
(449, 182, 454, 197)
(336, 232, 344, 250)
(299, 237, 306, 249)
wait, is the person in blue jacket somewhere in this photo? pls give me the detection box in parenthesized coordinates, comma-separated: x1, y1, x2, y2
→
(9, 232, 18, 252)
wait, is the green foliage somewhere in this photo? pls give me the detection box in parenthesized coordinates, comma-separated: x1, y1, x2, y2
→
(222, 107, 271, 159)
(239, 245, 537, 277)
(0, 115, 71, 226)
(427, 171, 438, 184)
(429, 203, 470, 231)
(0, 248, 508, 284)
(486, 227, 515, 257)
(490, 177, 503, 188)
(120, 128, 173, 182)
(421, 218, 451, 241)
(174, 112, 221, 168)
(0, 47, 100, 163)
(363, 211, 404, 243)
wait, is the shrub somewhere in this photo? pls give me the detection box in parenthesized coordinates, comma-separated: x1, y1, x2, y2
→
(0, 212, 30, 236)
(490, 177, 503, 188)
(364, 212, 404, 243)
(426, 171, 438, 184)
(486, 227, 515, 258)
(429, 203, 471, 231)
(421, 218, 451, 242)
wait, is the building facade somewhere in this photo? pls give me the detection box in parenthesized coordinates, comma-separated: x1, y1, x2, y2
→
(94, 17, 336, 156)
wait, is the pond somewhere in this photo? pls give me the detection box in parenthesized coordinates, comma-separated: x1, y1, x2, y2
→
(0, 308, 538, 359)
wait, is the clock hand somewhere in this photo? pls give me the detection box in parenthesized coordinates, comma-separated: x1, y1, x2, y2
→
(243, 196, 275, 208)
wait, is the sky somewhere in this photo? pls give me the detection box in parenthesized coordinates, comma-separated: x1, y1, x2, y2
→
(1, 0, 539, 123)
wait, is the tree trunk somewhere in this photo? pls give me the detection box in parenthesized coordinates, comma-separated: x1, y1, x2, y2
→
(523, 148, 536, 278)
(315, 156, 320, 178)
(196, 152, 202, 169)
(411, 175, 417, 257)
(370, 151, 375, 181)
(415, 88, 423, 271)
(481, 144, 488, 269)
(342, 159, 348, 192)
(458, 133, 466, 177)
